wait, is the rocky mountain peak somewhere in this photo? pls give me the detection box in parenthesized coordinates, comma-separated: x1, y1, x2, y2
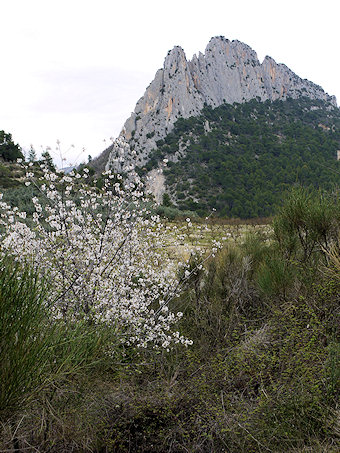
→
(164, 46, 186, 69)
(105, 36, 337, 170)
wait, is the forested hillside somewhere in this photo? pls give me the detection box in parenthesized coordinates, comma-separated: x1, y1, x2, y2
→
(143, 98, 340, 218)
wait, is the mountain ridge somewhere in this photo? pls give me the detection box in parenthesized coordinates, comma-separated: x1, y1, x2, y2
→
(106, 36, 337, 170)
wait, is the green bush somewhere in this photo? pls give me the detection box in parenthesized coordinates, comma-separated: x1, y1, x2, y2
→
(273, 187, 340, 263)
(256, 252, 294, 298)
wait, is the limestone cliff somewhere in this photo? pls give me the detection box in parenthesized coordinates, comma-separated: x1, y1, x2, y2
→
(106, 36, 337, 169)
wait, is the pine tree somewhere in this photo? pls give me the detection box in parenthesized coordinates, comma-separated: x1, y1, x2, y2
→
(40, 150, 55, 171)
(28, 146, 37, 162)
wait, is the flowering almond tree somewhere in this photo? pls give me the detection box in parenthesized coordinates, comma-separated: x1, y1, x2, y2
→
(0, 147, 193, 349)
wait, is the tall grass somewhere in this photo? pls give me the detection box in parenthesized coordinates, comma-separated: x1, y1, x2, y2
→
(0, 256, 114, 450)
(0, 256, 53, 419)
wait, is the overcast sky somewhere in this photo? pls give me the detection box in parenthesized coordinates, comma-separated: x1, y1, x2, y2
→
(1, 0, 339, 167)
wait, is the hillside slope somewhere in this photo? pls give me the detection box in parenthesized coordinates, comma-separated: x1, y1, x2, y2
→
(141, 97, 340, 218)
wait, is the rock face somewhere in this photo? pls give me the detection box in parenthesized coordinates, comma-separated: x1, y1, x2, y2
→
(109, 36, 337, 167)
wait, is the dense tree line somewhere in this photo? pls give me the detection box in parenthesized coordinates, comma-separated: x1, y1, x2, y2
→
(142, 98, 340, 218)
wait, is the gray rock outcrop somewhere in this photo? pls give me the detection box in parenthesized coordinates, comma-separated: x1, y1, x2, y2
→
(108, 36, 337, 168)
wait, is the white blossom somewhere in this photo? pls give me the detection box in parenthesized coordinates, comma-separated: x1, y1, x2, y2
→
(0, 154, 197, 350)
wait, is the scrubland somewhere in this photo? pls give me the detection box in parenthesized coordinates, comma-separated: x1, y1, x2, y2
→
(1, 185, 339, 452)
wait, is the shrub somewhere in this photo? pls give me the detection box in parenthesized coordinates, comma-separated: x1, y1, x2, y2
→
(273, 187, 340, 263)
(0, 144, 192, 350)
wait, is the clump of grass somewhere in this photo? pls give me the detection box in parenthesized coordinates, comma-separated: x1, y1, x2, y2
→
(0, 256, 114, 450)
(0, 256, 52, 419)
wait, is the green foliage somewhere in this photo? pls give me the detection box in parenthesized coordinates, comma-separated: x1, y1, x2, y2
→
(257, 252, 294, 297)
(0, 256, 113, 424)
(0, 163, 21, 188)
(154, 204, 197, 221)
(1, 185, 40, 215)
(77, 162, 95, 176)
(144, 98, 340, 218)
(0, 256, 51, 419)
(1, 188, 339, 451)
(28, 145, 37, 162)
(94, 190, 338, 452)
(0, 130, 24, 162)
(162, 192, 172, 207)
(40, 150, 56, 170)
(273, 187, 340, 263)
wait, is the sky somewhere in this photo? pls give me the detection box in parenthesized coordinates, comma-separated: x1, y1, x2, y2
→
(1, 0, 339, 167)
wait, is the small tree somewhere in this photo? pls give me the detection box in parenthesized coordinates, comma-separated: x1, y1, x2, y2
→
(162, 192, 172, 207)
(0, 140, 194, 350)
(40, 150, 55, 171)
(28, 145, 37, 162)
